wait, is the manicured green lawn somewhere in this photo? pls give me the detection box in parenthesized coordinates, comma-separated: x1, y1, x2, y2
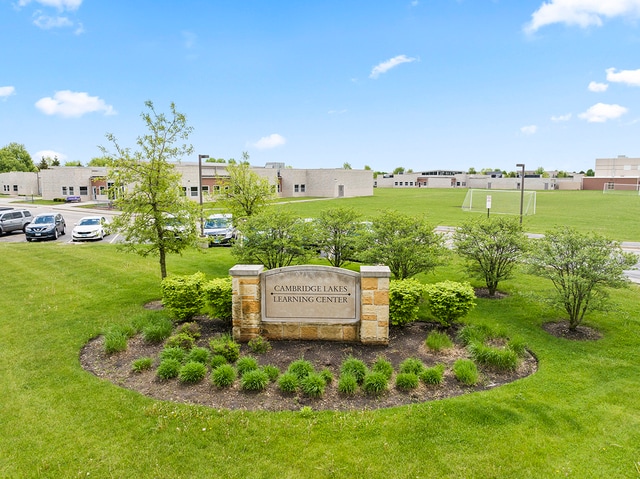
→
(2, 189, 640, 477)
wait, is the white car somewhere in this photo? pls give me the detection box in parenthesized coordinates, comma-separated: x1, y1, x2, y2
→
(72, 216, 110, 241)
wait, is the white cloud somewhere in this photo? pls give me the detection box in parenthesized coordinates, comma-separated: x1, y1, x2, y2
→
(0, 86, 16, 99)
(520, 125, 538, 135)
(578, 102, 628, 122)
(328, 109, 347, 115)
(253, 133, 286, 150)
(551, 113, 572, 122)
(525, 0, 640, 33)
(35, 149, 67, 162)
(33, 14, 73, 29)
(369, 55, 417, 79)
(35, 90, 116, 117)
(606, 67, 640, 86)
(18, 0, 83, 11)
(588, 81, 608, 92)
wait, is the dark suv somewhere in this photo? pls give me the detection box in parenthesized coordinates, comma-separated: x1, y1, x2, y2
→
(0, 209, 32, 235)
(25, 213, 66, 241)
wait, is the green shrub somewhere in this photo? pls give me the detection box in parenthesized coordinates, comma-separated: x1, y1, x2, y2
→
(161, 272, 206, 322)
(203, 277, 233, 322)
(371, 357, 394, 380)
(175, 321, 201, 340)
(247, 335, 272, 354)
(468, 342, 519, 371)
(241, 369, 269, 391)
(236, 356, 259, 376)
(211, 364, 236, 388)
(453, 359, 479, 385)
(300, 373, 326, 398)
(389, 278, 427, 326)
(262, 365, 280, 382)
(287, 359, 315, 380)
(210, 354, 228, 369)
(337, 373, 358, 395)
(395, 372, 420, 391)
(421, 364, 446, 385)
(425, 330, 453, 351)
(131, 357, 153, 373)
(186, 346, 210, 365)
(103, 330, 128, 354)
(159, 346, 187, 363)
(179, 361, 207, 384)
(142, 316, 174, 343)
(164, 332, 195, 351)
(399, 357, 425, 376)
(319, 368, 334, 384)
(209, 334, 240, 363)
(156, 359, 181, 380)
(508, 336, 527, 357)
(362, 372, 388, 396)
(426, 281, 476, 327)
(340, 356, 367, 384)
(277, 372, 299, 393)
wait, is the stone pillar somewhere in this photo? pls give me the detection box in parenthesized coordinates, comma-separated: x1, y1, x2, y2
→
(359, 265, 391, 345)
(229, 264, 264, 342)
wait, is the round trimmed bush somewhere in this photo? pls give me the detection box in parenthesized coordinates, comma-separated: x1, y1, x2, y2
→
(277, 372, 299, 393)
(241, 369, 270, 391)
(156, 358, 181, 380)
(175, 321, 201, 340)
(211, 364, 236, 388)
(179, 361, 207, 384)
(247, 336, 272, 354)
(164, 332, 195, 351)
(209, 334, 240, 363)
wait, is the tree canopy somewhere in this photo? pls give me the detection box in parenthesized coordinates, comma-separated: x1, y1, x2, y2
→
(0, 143, 36, 173)
(222, 162, 275, 219)
(312, 207, 363, 268)
(100, 101, 197, 279)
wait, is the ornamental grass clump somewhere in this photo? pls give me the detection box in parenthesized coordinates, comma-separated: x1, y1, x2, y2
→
(337, 373, 358, 396)
(300, 373, 326, 398)
(209, 334, 240, 363)
(210, 354, 228, 369)
(186, 346, 210, 365)
(453, 359, 479, 386)
(468, 342, 519, 372)
(425, 330, 454, 352)
(103, 329, 128, 354)
(159, 346, 186, 363)
(362, 371, 388, 397)
(507, 336, 527, 357)
(131, 357, 153, 373)
(179, 361, 207, 384)
(156, 358, 181, 380)
(319, 368, 334, 384)
(457, 324, 498, 346)
(399, 357, 425, 376)
(262, 365, 280, 382)
(142, 316, 174, 343)
(236, 356, 259, 377)
(287, 359, 315, 380)
(340, 356, 367, 384)
(211, 364, 236, 388)
(395, 373, 420, 391)
(241, 369, 270, 392)
(420, 363, 446, 385)
(371, 357, 394, 380)
(277, 372, 299, 393)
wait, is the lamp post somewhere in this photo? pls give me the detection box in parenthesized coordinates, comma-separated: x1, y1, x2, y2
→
(516, 163, 525, 224)
(198, 154, 209, 235)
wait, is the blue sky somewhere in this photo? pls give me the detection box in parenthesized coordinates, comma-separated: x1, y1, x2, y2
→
(1, 0, 640, 173)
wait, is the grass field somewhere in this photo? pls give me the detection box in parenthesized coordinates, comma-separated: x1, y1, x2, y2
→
(2, 189, 640, 478)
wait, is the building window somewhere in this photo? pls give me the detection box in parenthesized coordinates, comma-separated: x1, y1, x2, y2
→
(62, 186, 67, 195)
(13, 185, 18, 192)
(2, 185, 9, 192)
(79, 186, 88, 195)
(294, 184, 299, 193)
(394, 182, 398, 186)
(99, 186, 105, 195)
(202, 186, 209, 194)
(190, 186, 198, 197)
(68, 186, 74, 195)
(409, 182, 414, 186)
(214, 185, 220, 193)
(300, 184, 306, 192)
(405, 182, 408, 186)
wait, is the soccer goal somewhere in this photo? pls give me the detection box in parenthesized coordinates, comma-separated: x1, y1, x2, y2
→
(602, 183, 640, 195)
(462, 189, 537, 216)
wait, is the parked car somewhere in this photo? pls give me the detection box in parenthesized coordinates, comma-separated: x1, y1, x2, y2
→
(0, 209, 32, 235)
(25, 213, 66, 241)
(203, 214, 236, 246)
(72, 216, 110, 241)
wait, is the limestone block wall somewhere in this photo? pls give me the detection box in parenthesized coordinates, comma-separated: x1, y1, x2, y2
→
(359, 266, 391, 345)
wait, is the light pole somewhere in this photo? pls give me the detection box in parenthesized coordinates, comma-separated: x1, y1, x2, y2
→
(516, 163, 525, 224)
(198, 154, 209, 235)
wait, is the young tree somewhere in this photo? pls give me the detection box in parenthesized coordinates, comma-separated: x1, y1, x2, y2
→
(313, 207, 363, 268)
(360, 212, 445, 279)
(453, 217, 528, 296)
(232, 210, 314, 269)
(100, 101, 198, 279)
(528, 227, 636, 330)
(0, 142, 36, 173)
(87, 156, 111, 167)
(223, 162, 275, 219)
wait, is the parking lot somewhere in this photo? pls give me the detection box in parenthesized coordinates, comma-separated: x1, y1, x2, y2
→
(0, 199, 120, 244)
